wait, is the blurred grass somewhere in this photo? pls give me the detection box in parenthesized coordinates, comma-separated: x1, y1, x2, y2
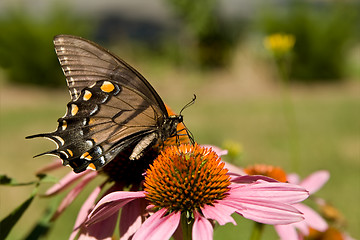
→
(0, 45, 359, 240)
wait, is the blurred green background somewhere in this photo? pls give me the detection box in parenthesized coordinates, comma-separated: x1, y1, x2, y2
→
(0, 0, 359, 239)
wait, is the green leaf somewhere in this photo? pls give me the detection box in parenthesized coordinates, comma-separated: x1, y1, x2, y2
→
(36, 174, 58, 184)
(0, 174, 36, 186)
(24, 204, 57, 240)
(0, 174, 58, 186)
(0, 188, 38, 240)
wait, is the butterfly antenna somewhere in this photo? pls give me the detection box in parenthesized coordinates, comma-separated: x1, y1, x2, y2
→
(177, 94, 196, 145)
(180, 94, 196, 115)
(184, 123, 195, 145)
(176, 123, 195, 145)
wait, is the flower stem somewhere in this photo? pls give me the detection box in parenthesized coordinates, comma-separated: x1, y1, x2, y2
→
(276, 57, 300, 172)
(181, 212, 193, 240)
(250, 222, 264, 240)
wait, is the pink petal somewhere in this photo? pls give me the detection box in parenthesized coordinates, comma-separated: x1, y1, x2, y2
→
(293, 221, 309, 237)
(221, 197, 304, 225)
(87, 191, 146, 226)
(299, 171, 329, 195)
(36, 160, 63, 174)
(202, 145, 228, 156)
(201, 203, 236, 225)
(229, 181, 309, 204)
(119, 198, 146, 240)
(133, 208, 180, 240)
(193, 212, 213, 240)
(293, 203, 328, 232)
(70, 183, 105, 240)
(78, 233, 94, 240)
(231, 175, 279, 183)
(238, 201, 304, 225)
(287, 173, 300, 184)
(44, 170, 93, 196)
(78, 212, 118, 240)
(224, 161, 246, 176)
(274, 224, 299, 240)
(51, 171, 98, 220)
(343, 232, 356, 240)
(102, 182, 126, 196)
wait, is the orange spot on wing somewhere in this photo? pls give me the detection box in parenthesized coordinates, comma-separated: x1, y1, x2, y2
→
(101, 81, 115, 93)
(81, 152, 92, 160)
(87, 163, 96, 170)
(67, 149, 73, 157)
(62, 120, 67, 130)
(71, 104, 79, 116)
(88, 118, 95, 125)
(83, 90, 92, 101)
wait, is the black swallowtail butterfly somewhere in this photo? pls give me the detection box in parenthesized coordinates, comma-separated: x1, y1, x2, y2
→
(27, 35, 194, 173)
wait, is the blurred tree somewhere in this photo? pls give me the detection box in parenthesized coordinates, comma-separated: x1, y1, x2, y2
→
(0, 4, 93, 87)
(257, 0, 359, 81)
(165, 0, 242, 69)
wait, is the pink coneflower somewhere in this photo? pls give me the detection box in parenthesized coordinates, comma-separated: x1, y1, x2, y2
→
(275, 170, 330, 240)
(304, 199, 354, 240)
(86, 144, 309, 240)
(36, 147, 155, 239)
(240, 164, 330, 240)
(302, 226, 355, 240)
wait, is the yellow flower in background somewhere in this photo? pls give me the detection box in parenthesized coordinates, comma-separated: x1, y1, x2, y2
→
(264, 33, 296, 56)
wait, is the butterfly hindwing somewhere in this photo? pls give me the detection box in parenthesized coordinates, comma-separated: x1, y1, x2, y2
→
(28, 79, 166, 173)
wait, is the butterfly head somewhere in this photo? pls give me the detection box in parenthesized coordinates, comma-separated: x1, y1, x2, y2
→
(165, 95, 196, 145)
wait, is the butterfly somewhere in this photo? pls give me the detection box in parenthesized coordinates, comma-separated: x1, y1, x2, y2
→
(27, 35, 194, 174)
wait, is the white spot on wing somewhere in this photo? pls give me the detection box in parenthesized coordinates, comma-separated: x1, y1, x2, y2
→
(44, 136, 64, 148)
(68, 77, 75, 86)
(94, 146, 103, 155)
(99, 156, 105, 165)
(60, 150, 69, 159)
(44, 153, 60, 158)
(53, 136, 65, 146)
(86, 140, 93, 148)
(89, 105, 98, 116)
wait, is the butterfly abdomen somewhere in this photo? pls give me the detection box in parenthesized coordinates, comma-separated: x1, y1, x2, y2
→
(129, 132, 158, 160)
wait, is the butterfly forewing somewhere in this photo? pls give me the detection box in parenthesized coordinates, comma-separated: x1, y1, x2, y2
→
(27, 35, 187, 173)
(54, 35, 168, 115)
(28, 80, 164, 172)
